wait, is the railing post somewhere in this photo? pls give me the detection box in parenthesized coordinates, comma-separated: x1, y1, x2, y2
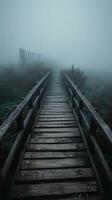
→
(72, 90, 76, 109)
(16, 112, 24, 132)
(89, 117, 98, 153)
(28, 99, 33, 109)
(78, 99, 84, 124)
(65, 82, 69, 95)
(42, 81, 47, 97)
(89, 108, 98, 135)
(89, 118, 98, 135)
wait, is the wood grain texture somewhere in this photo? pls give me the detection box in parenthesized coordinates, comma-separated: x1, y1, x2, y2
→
(24, 151, 88, 159)
(12, 181, 98, 198)
(16, 168, 94, 182)
(27, 143, 85, 151)
(21, 158, 89, 169)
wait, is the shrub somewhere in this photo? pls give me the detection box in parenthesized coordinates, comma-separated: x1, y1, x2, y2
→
(66, 65, 88, 88)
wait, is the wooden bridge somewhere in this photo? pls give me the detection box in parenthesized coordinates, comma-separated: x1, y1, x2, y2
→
(0, 71, 112, 199)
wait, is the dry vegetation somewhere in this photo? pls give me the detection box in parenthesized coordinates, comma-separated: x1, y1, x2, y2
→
(0, 62, 49, 123)
(66, 66, 112, 130)
(66, 65, 88, 88)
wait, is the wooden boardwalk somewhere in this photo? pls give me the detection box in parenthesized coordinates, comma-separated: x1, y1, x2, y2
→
(11, 80, 102, 199)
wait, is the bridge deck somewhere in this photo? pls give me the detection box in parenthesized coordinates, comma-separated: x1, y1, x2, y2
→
(11, 81, 102, 199)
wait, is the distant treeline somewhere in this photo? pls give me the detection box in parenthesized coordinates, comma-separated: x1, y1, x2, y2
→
(0, 62, 49, 122)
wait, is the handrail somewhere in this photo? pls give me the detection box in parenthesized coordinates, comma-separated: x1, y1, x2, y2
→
(0, 71, 51, 199)
(0, 71, 50, 140)
(62, 72, 112, 197)
(63, 72, 112, 146)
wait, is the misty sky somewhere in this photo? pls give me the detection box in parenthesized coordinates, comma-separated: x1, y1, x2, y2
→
(0, 0, 112, 70)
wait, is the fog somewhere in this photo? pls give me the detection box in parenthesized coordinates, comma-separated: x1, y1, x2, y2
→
(0, 0, 112, 71)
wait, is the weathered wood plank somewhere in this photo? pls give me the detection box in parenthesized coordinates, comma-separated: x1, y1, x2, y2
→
(42, 109, 71, 111)
(45, 100, 66, 102)
(43, 105, 68, 108)
(32, 132, 80, 137)
(21, 158, 89, 169)
(40, 111, 72, 114)
(29, 137, 82, 144)
(45, 97, 65, 99)
(44, 101, 67, 103)
(39, 115, 74, 119)
(38, 117, 76, 123)
(43, 103, 72, 110)
(35, 124, 77, 128)
(12, 181, 98, 198)
(24, 151, 87, 159)
(37, 121, 75, 124)
(27, 143, 85, 151)
(16, 168, 94, 182)
(33, 128, 79, 133)
(39, 114, 74, 118)
(41, 111, 72, 114)
(53, 196, 102, 200)
(42, 105, 70, 108)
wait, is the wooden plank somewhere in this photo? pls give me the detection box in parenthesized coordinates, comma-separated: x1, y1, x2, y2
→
(43, 105, 69, 108)
(46, 94, 65, 95)
(45, 100, 67, 102)
(47, 92, 64, 94)
(38, 118, 75, 122)
(29, 137, 82, 144)
(43, 95, 65, 97)
(24, 151, 87, 159)
(46, 92, 64, 94)
(41, 108, 71, 110)
(39, 115, 74, 118)
(46, 94, 65, 99)
(36, 122, 76, 126)
(45, 99, 66, 102)
(53, 196, 102, 200)
(32, 132, 80, 137)
(42, 108, 70, 110)
(35, 124, 77, 128)
(41, 111, 71, 113)
(43, 104, 68, 107)
(42, 105, 70, 107)
(33, 128, 80, 133)
(41, 111, 72, 113)
(16, 168, 94, 182)
(12, 181, 98, 198)
(21, 158, 89, 169)
(42, 108, 71, 111)
(39, 113, 73, 116)
(36, 121, 76, 124)
(40, 111, 72, 114)
(27, 143, 85, 151)
(46, 96, 65, 98)
(44, 101, 67, 103)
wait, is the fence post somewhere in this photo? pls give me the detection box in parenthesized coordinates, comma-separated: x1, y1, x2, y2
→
(16, 112, 24, 132)
(78, 99, 84, 124)
(72, 89, 76, 109)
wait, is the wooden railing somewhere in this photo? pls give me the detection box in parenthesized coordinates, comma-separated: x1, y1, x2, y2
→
(62, 72, 112, 198)
(0, 71, 51, 198)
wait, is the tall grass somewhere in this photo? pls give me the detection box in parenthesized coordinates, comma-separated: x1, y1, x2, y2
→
(0, 62, 49, 123)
